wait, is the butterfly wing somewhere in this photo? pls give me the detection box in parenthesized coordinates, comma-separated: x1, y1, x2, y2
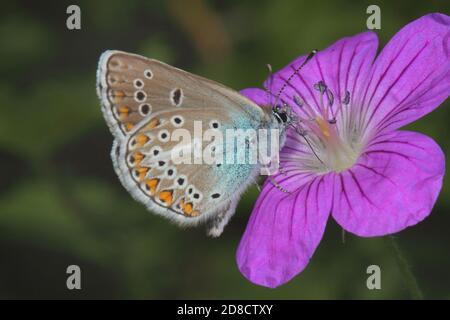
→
(97, 50, 275, 234)
(97, 50, 266, 138)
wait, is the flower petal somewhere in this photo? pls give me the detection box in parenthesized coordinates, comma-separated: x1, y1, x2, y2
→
(236, 172, 333, 288)
(332, 130, 445, 237)
(240, 88, 270, 106)
(360, 13, 450, 136)
(263, 31, 378, 120)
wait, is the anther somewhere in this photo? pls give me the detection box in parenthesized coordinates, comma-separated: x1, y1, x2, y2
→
(313, 81, 327, 94)
(326, 88, 334, 107)
(293, 95, 303, 107)
(343, 90, 350, 105)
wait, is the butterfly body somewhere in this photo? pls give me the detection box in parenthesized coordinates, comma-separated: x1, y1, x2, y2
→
(96, 50, 285, 236)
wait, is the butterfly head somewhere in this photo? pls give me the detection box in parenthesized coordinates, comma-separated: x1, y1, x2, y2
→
(272, 104, 289, 124)
(265, 49, 318, 132)
(271, 103, 297, 129)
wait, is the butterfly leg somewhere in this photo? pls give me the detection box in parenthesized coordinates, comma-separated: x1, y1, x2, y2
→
(268, 176, 290, 193)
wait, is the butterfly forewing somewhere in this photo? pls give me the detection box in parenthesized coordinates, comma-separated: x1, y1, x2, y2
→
(97, 50, 265, 138)
(97, 50, 275, 232)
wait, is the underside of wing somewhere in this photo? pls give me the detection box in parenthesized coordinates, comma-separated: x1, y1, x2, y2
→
(96, 50, 274, 230)
(113, 108, 262, 227)
(96, 50, 266, 139)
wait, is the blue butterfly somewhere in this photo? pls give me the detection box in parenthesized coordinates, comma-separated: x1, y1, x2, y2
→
(96, 50, 299, 236)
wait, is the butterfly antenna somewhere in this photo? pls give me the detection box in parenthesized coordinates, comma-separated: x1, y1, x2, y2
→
(277, 49, 325, 167)
(275, 49, 317, 106)
(264, 63, 274, 107)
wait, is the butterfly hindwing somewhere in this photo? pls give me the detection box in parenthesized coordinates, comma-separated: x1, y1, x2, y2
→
(97, 50, 276, 234)
(115, 107, 261, 227)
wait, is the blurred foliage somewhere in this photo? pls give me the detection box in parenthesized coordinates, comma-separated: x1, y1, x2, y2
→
(0, 0, 449, 299)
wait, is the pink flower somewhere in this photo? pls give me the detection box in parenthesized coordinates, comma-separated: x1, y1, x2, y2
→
(238, 13, 449, 288)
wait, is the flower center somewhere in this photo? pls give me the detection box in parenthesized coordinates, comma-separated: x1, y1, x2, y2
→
(313, 115, 359, 173)
(286, 81, 362, 173)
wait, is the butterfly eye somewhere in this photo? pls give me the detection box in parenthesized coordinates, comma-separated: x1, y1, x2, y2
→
(133, 79, 144, 89)
(273, 108, 288, 123)
(144, 69, 153, 79)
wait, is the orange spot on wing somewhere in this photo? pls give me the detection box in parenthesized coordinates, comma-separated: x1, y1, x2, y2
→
(183, 202, 194, 215)
(136, 167, 149, 181)
(159, 190, 173, 206)
(136, 134, 149, 146)
(118, 106, 130, 119)
(145, 179, 159, 195)
(114, 90, 125, 102)
(146, 118, 161, 130)
(125, 123, 134, 132)
(178, 199, 200, 216)
(133, 152, 144, 165)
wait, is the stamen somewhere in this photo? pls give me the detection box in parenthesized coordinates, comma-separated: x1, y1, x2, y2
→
(315, 116, 331, 138)
(291, 94, 316, 120)
(313, 80, 327, 94)
(312, 80, 339, 125)
(326, 88, 334, 108)
(325, 88, 336, 120)
(342, 90, 350, 105)
(331, 90, 351, 126)
(293, 95, 303, 107)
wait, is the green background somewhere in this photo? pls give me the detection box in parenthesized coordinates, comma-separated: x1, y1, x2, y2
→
(0, 0, 449, 299)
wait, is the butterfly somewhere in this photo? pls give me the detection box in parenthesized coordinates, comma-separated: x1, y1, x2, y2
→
(96, 50, 304, 237)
